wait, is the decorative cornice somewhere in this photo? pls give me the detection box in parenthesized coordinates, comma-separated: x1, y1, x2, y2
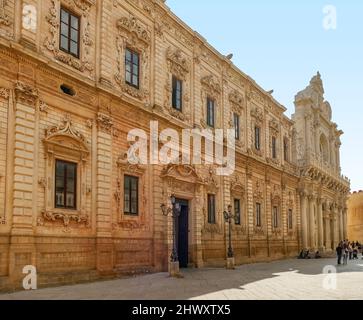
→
(14, 81, 39, 105)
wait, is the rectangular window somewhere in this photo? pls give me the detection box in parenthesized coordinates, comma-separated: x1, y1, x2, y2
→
(207, 98, 215, 128)
(273, 206, 279, 228)
(124, 175, 139, 215)
(172, 76, 183, 111)
(284, 139, 289, 162)
(256, 202, 262, 227)
(288, 209, 293, 230)
(255, 126, 261, 150)
(234, 199, 241, 225)
(125, 48, 140, 89)
(272, 136, 277, 159)
(207, 194, 216, 224)
(234, 113, 240, 140)
(60, 7, 80, 58)
(55, 160, 77, 210)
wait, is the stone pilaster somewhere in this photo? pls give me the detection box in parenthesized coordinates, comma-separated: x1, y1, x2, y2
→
(246, 169, 253, 258)
(308, 195, 316, 249)
(317, 199, 324, 250)
(324, 215, 332, 251)
(300, 192, 308, 249)
(9, 81, 38, 281)
(95, 112, 114, 274)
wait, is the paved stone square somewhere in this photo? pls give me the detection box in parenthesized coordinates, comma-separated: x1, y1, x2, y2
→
(1, 258, 363, 300)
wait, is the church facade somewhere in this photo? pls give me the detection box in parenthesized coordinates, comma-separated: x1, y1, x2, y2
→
(0, 0, 350, 291)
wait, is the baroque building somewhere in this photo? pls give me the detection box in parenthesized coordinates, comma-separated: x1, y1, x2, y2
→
(0, 0, 349, 291)
(347, 191, 363, 243)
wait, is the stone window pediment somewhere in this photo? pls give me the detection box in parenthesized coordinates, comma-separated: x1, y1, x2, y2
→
(163, 47, 191, 122)
(44, 115, 89, 160)
(38, 115, 91, 232)
(115, 14, 151, 103)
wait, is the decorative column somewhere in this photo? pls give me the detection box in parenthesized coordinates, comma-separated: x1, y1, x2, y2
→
(317, 198, 324, 251)
(324, 214, 332, 251)
(95, 112, 114, 274)
(300, 192, 308, 249)
(339, 206, 344, 242)
(9, 81, 38, 280)
(308, 195, 316, 249)
(343, 207, 348, 240)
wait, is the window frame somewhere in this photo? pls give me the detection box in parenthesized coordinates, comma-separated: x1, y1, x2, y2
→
(272, 136, 277, 159)
(207, 194, 216, 224)
(59, 7, 80, 59)
(284, 138, 289, 162)
(125, 48, 140, 89)
(234, 199, 241, 225)
(273, 206, 279, 229)
(255, 126, 261, 150)
(124, 175, 139, 216)
(288, 209, 293, 230)
(54, 159, 78, 210)
(172, 76, 183, 111)
(256, 202, 262, 227)
(207, 98, 215, 128)
(234, 113, 240, 141)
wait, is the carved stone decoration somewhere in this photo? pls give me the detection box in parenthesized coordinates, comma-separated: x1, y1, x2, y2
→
(0, 0, 10, 26)
(166, 47, 190, 80)
(161, 162, 204, 185)
(250, 107, 264, 125)
(115, 14, 151, 103)
(163, 47, 191, 122)
(204, 167, 219, 193)
(14, 81, 39, 105)
(201, 75, 221, 95)
(39, 100, 48, 113)
(230, 174, 245, 196)
(38, 209, 90, 232)
(269, 119, 279, 135)
(0, 87, 9, 99)
(43, 0, 95, 74)
(229, 90, 244, 112)
(97, 112, 113, 134)
(44, 114, 89, 157)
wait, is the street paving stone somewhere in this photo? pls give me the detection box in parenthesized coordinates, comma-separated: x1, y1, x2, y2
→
(1, 258, 363, 300)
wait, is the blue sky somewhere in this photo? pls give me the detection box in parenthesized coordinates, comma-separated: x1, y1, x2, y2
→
(167, 0, 363, 191)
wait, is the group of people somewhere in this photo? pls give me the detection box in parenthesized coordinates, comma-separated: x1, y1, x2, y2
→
(298, 249, 322, 259)
(336, 240, 362, 265)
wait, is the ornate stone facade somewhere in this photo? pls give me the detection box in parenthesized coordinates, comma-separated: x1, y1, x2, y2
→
(347, 191, 363, 243)
(0, 1, 349, 291)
